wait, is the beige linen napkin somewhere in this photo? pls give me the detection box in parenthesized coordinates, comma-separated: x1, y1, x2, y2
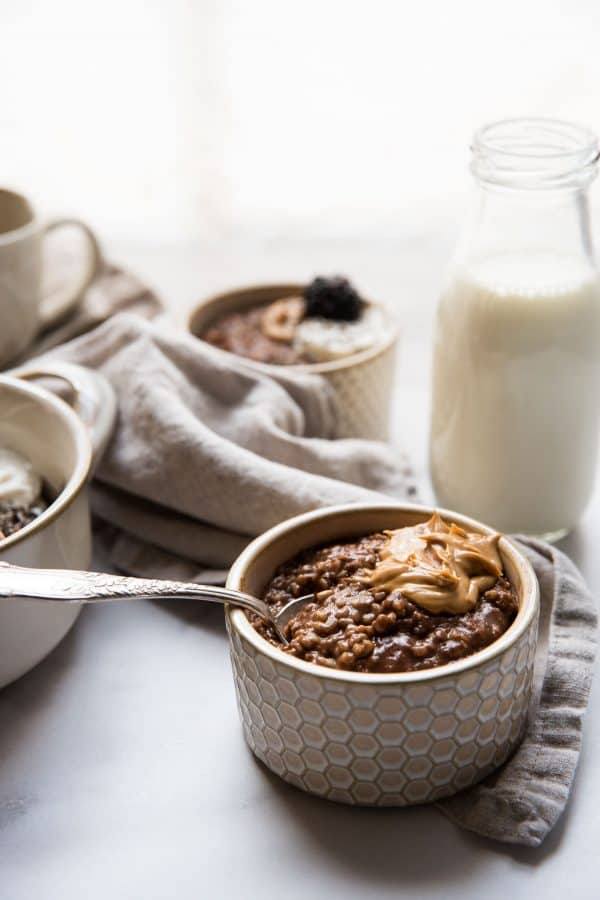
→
(39, 312, 416, 581)
(32, 274, 596, 849)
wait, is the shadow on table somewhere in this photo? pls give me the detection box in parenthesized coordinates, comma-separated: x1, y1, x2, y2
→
(252, 746, 567, 886)
(0, 613, 81, 823)
(149, 596, 228, 637)
(0, 594, 228, 812)
(253, 759, 488, 888)
(0, 609, 80, 710)
(0, 592, 228, 734)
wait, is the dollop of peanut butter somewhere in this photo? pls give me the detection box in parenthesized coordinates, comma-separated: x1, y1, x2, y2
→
(364, 512, 503, 615)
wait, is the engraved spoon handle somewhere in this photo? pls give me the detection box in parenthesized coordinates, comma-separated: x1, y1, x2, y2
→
(0, 561, 271, 622)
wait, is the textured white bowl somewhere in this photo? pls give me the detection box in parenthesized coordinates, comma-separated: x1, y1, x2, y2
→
(226, 503, 539, 806)
(189, 283, 398, 441)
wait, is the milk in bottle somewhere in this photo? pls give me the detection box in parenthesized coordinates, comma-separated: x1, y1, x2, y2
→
(430, 120, 600, 537)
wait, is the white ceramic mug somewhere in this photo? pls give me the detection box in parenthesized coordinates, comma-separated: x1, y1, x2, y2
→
(0, 361, 116, 688)
(0, 187, 101, 366)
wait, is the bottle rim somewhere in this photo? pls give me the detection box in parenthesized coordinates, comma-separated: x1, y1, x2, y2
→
(471, 118, 599, 188)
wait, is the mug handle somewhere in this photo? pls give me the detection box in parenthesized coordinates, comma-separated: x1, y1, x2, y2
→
(39, 218, 103, 330)
(8, 361, 117, 469)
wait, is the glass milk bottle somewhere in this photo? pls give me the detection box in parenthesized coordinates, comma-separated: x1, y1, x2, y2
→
(430, 119, 600, 538)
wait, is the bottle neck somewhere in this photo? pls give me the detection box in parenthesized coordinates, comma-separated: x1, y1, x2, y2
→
(459, 180, 596, 267)
(458, 119, 600, 275)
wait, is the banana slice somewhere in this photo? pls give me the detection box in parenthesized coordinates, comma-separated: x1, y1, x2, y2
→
(261, 297, 305, 342)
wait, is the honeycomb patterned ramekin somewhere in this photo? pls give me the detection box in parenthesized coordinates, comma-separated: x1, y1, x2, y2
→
(226, 504, 540, 806)
(188, 283, 398, 441)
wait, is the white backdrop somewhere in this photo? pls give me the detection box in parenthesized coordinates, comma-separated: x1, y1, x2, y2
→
(1, 0, 600, 243)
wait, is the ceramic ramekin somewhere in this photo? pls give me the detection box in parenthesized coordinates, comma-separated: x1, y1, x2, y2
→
(188, 283, 398, 441)
(226, 503, 539, 806)
(0, 361, 116, 688)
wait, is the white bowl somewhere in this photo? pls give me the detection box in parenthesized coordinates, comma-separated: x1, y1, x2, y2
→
(0, 362, 116, 687)
(226, 503, 539, 806)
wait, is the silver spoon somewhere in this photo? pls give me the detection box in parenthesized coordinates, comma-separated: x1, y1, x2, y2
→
(0, 561, 315, 645)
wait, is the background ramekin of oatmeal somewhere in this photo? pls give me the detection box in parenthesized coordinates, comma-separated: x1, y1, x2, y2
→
(189, 280, 399, 441)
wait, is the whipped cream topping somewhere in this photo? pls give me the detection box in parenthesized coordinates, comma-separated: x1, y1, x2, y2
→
(0, 448, 42, 507)
(293, 305, 387, 362)
(364, 512, 503, 615)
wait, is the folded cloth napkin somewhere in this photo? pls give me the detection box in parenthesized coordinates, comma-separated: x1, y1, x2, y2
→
(32, 277, 596, 849)
(39, 312, 417, 580)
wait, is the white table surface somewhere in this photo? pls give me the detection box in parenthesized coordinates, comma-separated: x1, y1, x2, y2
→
(1, 238, 599, 899)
